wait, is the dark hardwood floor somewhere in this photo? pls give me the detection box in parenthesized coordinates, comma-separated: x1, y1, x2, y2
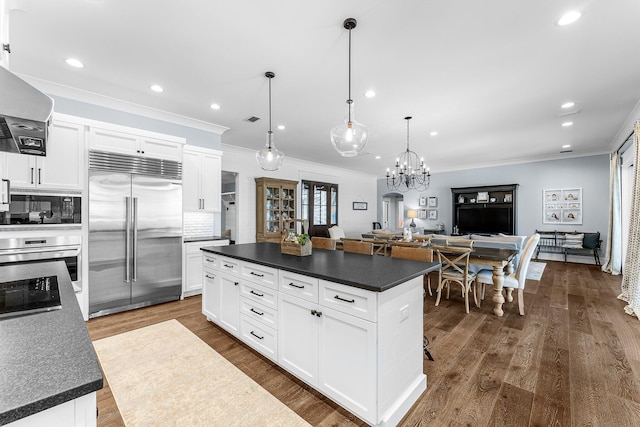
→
(87, 261, 640, 426)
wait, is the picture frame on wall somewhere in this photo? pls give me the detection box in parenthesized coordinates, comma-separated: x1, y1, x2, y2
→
(428, 209, 438, 220)
(428, 196, 437, 207)
(352, 201, 368, 210)
(543, 188, 582, 224)
(418, 209, 427, 219)
(419, 197, 427, 206)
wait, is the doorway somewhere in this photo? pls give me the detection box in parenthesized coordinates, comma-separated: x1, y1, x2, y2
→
(381, 193, 404, 230)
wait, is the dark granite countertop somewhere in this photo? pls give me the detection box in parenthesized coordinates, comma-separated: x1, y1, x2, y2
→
(201, 242, 440, 292)
(184, 236, 229, 243)
(0, 261, 103, 425)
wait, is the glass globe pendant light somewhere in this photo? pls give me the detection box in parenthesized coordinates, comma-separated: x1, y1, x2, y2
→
(256, 71, 284, 171)
(330, 18, 368, 157)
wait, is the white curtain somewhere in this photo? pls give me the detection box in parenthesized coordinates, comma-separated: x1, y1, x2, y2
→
(619, 121, 640, 318)
(602, 152, 622, 274)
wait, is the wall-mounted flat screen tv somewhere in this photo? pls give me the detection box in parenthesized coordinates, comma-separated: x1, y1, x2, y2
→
(457, 206, 513, 234)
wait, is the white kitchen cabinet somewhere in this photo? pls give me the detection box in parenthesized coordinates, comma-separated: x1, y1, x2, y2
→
(182, 240, 228, 298)
(88, 127, 182, 162)
(183, 146, 221, 212)
(4, 120, 84, 190)
(278, 290, 377, 422)
(202, 269, 221, 323)
(201, 252, 425, 426)
(6, 392, 96, 427)
(218, 272, 240, 336)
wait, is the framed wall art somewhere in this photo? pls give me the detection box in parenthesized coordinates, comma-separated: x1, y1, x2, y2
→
(418, 209, 427, 219)
(419, 197, 427, 206)
(543, 188, 582, 224)
(428, 209, 438, 220)
(352, 201, 368, 210)
(428, 196, 438, 207)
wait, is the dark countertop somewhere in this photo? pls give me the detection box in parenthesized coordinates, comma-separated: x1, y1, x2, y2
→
(201, 242, 440, 292)
(184, 236, 229, 243)
(0, 261, 103, 425)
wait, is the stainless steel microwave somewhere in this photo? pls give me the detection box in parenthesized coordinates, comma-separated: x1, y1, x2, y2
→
(0, 193, 81, 225)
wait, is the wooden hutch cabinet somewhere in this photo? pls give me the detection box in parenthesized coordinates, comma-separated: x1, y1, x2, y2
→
(451, 184, 518, 235)
(255, 177, 298, 242)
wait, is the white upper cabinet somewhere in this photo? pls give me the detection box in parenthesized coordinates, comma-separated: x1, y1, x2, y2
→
(4, 119, 84, 190)
(89, 127, 182, 162)
(182, 146, 221, 212)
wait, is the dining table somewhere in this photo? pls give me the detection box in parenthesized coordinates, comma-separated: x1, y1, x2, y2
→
(466, 246, 518, 316)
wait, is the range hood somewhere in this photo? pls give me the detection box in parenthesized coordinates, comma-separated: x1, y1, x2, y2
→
(0, 66, 54, 156)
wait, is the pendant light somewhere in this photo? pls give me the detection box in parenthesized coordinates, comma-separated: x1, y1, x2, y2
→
(256, 71, 284, 171)
(330, 18, 368, 157)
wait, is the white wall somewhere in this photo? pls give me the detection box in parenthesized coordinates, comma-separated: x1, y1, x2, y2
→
(222, 144, 378, 244)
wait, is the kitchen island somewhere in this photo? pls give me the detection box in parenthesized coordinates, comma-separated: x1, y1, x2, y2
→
(201, 242, 439, 427)
(0, 261, 103, 427)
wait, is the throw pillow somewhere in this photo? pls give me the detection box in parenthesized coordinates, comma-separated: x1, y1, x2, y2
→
(563, 233, 584, 249)
(582, 232, 600, 249)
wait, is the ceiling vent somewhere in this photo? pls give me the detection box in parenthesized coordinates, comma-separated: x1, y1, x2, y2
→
(556, 109, 581, 117)
(245, 116, 261, 123)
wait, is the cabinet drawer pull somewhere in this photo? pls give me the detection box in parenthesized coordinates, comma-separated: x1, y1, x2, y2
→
(30, 167, 34, 184)
(250, 331, 264, 340)
(250, 271, 264, 277)
(38, 168, 42, 185)
(250, 308, 264, 316)
(250, 290, 264, 297)
(205, 258, 215, 263)
(205, 274, 215, 279)
(223, 263, 235, 269)
(334, 295, 355, 303)
(310, 309, 322, 317)
(289, 282, 304, 289)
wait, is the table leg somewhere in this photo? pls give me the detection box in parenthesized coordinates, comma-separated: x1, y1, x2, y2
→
(492, 265, 505, 316)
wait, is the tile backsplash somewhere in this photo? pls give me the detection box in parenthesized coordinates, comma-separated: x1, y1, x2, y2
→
(183, 211, 215, 239)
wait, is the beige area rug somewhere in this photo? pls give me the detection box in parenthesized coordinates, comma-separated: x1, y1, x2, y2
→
(526, 261, 547, 281)
(93, 319, 310, 427)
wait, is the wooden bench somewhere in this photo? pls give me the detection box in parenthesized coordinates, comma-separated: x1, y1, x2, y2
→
(534, 230, 601, 265)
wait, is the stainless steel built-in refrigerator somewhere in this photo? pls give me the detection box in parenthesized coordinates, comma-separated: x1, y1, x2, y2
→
(88, 151, 182, 318)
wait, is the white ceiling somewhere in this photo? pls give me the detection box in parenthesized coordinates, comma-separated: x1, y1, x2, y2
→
(6, 0, 640, 176)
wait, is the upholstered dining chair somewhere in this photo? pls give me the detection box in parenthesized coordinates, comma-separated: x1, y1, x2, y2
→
(343, 240, 374, 255)
(391, 245, 434, 296)
(311, 236, 337, 250)
(433, 242, 478, 313)
(475, 233, 540, 316)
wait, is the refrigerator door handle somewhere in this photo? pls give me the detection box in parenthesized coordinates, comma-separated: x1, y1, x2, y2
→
(125, 196, 131, 282)
(132, 197, 138, 282)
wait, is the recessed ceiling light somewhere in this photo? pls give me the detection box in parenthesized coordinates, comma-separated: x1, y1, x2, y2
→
(375, 155, 381, 160)
(562, 144, 571, 148)
(364, 90, 376, 98)
(561, 101, 575, 109)
(557, 11, 582, 26)
(562, 121, 573, 127)
(277, 125, 285, 130)
(209, 103, 221, 110)
(150, 84, 164, 93)
(430, 131, 438, 136)
(65, 58, 84, 68)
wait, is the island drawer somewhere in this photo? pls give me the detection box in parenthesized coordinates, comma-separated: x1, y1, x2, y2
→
(240, 280, 278, 310)
(219, 257, 240, 275)
(319, 280, 377, 322)
(240, 298, 277, 329)
(202, 252, 220, 270)
(279, 270, 319, 303)
(240, 261, 278, 289)
(240, 315, 277, 362)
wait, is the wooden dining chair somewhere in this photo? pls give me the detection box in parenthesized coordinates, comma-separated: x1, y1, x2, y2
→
(475, 233, 540, 315)
(432, 244, 478, 313)
(391, 245, 434, 296)
(311, 236, 336, 250)
(343, 240, 374, 255)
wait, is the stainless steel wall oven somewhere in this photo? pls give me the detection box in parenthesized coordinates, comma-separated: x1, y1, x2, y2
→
(0, 236, 82, 293)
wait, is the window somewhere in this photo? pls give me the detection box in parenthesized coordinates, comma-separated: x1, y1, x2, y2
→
(302, 180, 338, 236)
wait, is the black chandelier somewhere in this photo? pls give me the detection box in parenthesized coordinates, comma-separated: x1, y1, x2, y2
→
(386, 116, 430, 192)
